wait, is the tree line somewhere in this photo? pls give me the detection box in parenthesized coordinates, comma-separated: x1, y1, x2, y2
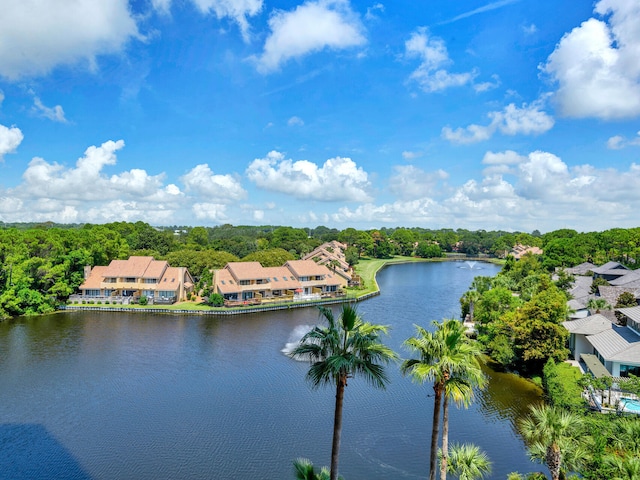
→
(2, 221, 640, 320)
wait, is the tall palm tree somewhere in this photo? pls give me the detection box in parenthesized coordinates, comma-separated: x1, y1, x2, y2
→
(439, 322, 486, 480)
(401, 319, 484, 480)
(446, 443, 492, 480)
(289, 304, 397, 480)
(520, 404, 585, 480)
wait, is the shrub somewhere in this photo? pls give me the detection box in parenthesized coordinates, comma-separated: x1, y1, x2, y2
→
(207, 293, 224, 307)
(88, 300, 94, 304)
(97, 301, 102, 305)
(81, 300, 86, 304)
(543, 358, 586, 410)
(139, 295, 148, 306)
(105, 301, 110, 305)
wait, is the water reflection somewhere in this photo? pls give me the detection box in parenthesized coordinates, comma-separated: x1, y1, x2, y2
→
(0, 261, 542, 479)
(478, 358, 544, 432)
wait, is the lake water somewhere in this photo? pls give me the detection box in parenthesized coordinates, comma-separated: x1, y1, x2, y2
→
(0, 261, 542, 479)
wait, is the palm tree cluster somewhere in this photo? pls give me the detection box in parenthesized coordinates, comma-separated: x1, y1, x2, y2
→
(290, 306, 490, 480)
(401, 319, 489, 480)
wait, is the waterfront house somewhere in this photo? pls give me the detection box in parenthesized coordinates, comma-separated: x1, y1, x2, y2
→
(214, 262, 289, 304)
(284, 259, 345, 296)
(77, 256, 194, 304)
(564, 308, 640, 378)
(212, 259, 347, 306)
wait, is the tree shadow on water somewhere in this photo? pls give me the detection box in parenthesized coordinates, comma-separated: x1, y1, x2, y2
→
(0, 424, 92, 480)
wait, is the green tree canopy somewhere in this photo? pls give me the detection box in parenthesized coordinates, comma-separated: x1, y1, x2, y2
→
(241, 248, 296, 267)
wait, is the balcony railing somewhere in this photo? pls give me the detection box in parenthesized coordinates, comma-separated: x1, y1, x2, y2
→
(222, 290, 344, 308)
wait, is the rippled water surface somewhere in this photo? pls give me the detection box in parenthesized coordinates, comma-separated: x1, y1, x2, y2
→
(0, 261, 542, 479)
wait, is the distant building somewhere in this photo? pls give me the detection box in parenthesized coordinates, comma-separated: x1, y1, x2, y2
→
(78, 256, 194, 304)
(510, 244, 543, 260)
(302, 240, 353, 284)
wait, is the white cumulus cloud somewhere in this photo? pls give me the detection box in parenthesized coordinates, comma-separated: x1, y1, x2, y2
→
(329, 149, 640, 232)
(442, 100, 554, 144)
(246, 150, 372, 201)
(18, 140, 167, 201)
(0, 0, 140, 80)
(0, 124, 24, 160)
(256, 0, 366, 73)
(542, 0, 640, 119)
(181, 164, 246, 201)
(405, 27, 476, 93)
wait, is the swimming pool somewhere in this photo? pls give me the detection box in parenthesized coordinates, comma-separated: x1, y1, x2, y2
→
(620, 397, 640, 414)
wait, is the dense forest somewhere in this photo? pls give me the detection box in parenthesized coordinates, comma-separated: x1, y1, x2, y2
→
(1, 221, 639, 320)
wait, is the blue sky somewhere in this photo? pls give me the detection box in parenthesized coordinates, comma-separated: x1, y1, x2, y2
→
(0, 0, 639, 233)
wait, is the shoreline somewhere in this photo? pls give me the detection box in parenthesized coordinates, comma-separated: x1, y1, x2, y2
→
(60, 255, 500, 316)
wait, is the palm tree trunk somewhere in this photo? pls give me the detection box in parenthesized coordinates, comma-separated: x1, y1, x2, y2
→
(440, 394, 450, 480)
(330, 374, 346, 480)
(430, 382, 443, 480)
(547, 444, 561, 480)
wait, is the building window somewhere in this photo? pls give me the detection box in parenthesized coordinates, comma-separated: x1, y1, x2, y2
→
(620, 364, 640, 377)
(144, 279, 157, 284)
(124, 277, 136, 283)
(239, 280, 250, 285)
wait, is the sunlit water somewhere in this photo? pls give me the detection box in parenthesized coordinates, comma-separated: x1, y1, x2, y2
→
(0, 261, 542, 479)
